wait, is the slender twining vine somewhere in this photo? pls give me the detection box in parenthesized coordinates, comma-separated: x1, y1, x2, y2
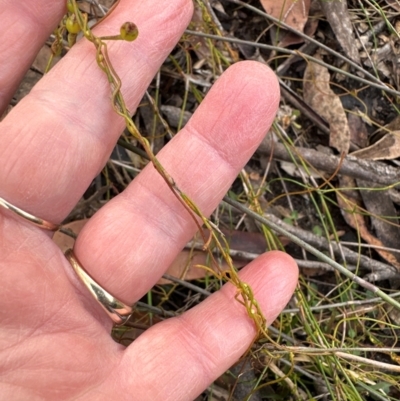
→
(48, 0, 270, 340)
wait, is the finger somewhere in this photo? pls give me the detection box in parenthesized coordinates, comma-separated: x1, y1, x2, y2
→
(74, 61, 280, 304)
(0, 1, 66, 113)
(0, 0, 193, 222)
(108, 252, 298, 401)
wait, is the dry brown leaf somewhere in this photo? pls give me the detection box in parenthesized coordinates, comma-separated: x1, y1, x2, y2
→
(303, 56, 350, 154)
(337, 177, 400, 272)
(320, 0, 360, 64)
(351, 131, 400, 160)
(260, 0, 310, 32)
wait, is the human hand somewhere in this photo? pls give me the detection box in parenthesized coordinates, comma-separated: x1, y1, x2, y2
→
(0, 1, 298, 400)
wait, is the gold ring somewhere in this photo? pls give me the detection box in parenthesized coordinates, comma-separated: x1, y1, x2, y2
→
(0, 196, 59, 231)
(65, 249, 133, 325)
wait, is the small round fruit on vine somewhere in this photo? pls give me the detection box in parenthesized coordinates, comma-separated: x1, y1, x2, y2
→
(120, 22, 139, 42)
(66, 16, 81, 34)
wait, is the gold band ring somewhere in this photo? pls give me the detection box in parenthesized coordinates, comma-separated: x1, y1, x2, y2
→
(0, 196, 60, 231)
(65, 249, 133, 325)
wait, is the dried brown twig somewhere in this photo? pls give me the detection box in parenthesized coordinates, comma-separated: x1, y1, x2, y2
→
(258, 140, 400, 188)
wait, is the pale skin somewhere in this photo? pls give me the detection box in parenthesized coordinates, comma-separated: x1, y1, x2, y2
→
(0, 1, 298, 400)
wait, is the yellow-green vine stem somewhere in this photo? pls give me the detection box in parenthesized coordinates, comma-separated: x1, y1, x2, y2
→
(54, 0, 268, 336)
